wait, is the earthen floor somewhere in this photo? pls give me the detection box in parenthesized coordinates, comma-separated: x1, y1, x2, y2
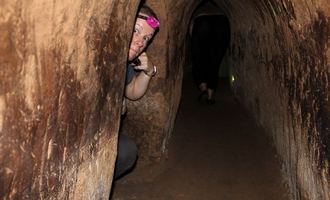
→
(111, 69, 290, 200)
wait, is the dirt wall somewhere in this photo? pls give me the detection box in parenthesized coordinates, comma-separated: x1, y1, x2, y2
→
(0, 0, 138, 199)
(221, 0, 330, 199)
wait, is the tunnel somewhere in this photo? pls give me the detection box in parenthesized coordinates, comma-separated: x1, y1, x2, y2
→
(0, 0, 329, 199)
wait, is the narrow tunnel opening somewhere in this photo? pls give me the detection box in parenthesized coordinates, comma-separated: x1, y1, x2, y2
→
(188, 0, 231, 103)
(119, 1, 165, 166)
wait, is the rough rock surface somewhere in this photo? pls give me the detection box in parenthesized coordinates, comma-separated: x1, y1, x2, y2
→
(1, 0, 138, 199)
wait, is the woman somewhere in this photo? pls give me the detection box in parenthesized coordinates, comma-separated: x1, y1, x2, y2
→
(114, 4, 160, 179)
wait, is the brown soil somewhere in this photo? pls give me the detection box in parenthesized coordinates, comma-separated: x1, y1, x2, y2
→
(111, 69, 291, 200)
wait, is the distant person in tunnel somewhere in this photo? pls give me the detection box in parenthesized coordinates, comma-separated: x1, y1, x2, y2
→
(190, 1, 230, 104)
(114, 4, 160, 180)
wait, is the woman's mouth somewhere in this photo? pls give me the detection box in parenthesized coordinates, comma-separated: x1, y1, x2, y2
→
(130, 48, 138, 54)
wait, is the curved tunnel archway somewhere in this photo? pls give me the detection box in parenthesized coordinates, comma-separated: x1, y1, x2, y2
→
(189, 8, 231, 102)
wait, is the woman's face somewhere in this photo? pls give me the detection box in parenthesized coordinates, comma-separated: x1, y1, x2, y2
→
(128, 13, 156, 61)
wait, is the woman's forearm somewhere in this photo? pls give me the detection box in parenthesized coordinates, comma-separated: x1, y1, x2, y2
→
(125, 72, 152, 100)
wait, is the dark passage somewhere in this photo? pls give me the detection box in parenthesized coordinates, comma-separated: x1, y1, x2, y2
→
(191, 14, 230, 104)
(111, 67, 290, 200)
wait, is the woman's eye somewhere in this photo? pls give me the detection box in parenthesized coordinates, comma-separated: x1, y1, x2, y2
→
(143, 36, 150, 42)
(134, 27, 140, 33)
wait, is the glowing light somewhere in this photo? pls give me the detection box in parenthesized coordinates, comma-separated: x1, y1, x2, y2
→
(231, 75, 235, 83)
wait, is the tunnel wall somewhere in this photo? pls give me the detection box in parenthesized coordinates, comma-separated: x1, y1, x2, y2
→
(0, 0, 138, 199)
(220, 0, 330, 199)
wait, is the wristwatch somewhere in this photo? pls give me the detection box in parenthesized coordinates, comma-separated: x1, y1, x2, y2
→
(144, 66, 157, 77)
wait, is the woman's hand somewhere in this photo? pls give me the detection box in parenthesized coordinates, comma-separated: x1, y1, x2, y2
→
(125, 52, 157, 100)
(133, 52, 154, 75)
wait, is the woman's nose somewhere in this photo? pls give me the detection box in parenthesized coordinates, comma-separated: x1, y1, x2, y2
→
(134, 35, 145, 47)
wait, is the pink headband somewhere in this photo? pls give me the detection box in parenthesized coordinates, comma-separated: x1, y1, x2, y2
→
(138, 15, 160, 30)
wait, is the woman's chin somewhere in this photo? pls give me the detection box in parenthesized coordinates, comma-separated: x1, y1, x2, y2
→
(128, 54, 136, 61)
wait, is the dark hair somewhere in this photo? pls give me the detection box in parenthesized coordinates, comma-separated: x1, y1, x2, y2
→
(139, 5, 159, 20)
